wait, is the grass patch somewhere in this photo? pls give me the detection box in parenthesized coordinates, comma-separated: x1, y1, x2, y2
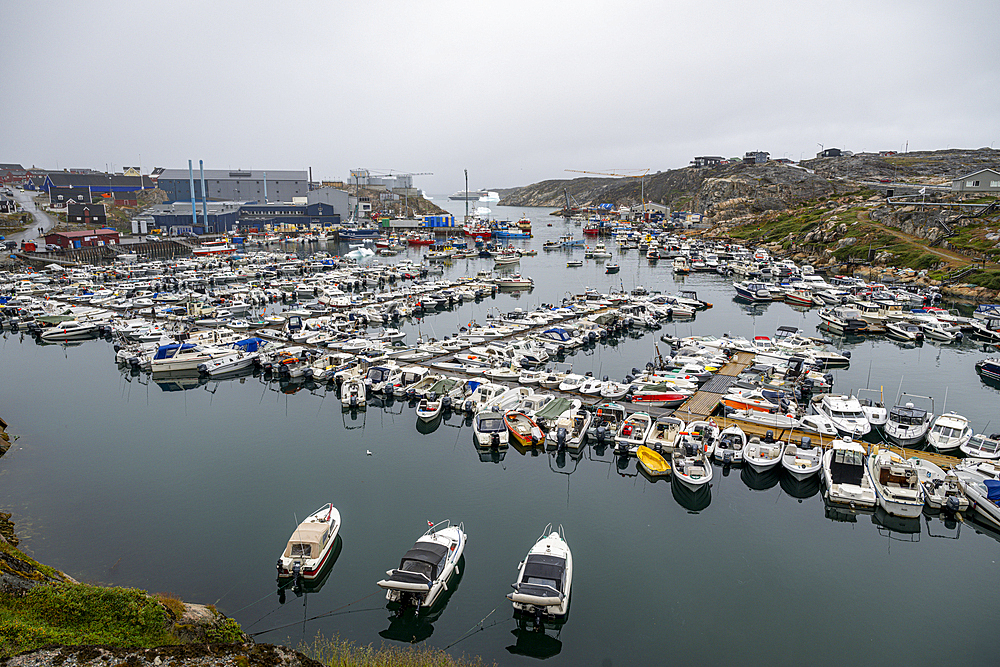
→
(966, 269, 1000, 291)
(0, 583, 175, 658)
(154, 593, 186, 619)
(301, 633, 493, 667)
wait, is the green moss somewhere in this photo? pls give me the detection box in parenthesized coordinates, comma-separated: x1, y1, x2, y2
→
(0, 583, 175, 658)
(205, 618, 243, 644)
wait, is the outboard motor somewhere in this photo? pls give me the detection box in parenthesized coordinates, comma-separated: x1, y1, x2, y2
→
(490, 432, 500, 448)
(596, 426, 607, 443)
(442, 396, 452, 411)
(464, 399, 475, 414)
(764, 430, 774, 443)
(801, 436, 812, 449)
(685, 442, 696, 457)
(349, 395, 358, 408)
(557, 427, 567, 448)
(945, 495, 961, 512)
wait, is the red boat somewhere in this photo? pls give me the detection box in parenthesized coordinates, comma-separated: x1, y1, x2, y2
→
(407, 234, 435, 246)
(630, 390, 690, 408)
(463, 226, 491, 239)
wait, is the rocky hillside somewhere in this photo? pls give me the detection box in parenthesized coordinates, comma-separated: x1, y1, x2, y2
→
(499, 148, 1000, 213)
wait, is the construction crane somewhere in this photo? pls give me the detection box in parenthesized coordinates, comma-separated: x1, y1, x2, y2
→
(566, 169, 651, 211)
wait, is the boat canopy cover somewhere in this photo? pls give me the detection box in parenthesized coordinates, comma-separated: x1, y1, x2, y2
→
(534, 397, 573, 421)
(521, 554, 566, 593)
(283, 523, 330, 559)
(397, 541, 450, 582)
(152, 342, 196, 359)
(986, 479, 1000, 502)
(234, 337, 266, 353)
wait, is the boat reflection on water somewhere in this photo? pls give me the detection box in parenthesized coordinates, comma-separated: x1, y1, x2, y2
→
(414, 413, 443, 435)
(278, 378, 319, 395)
(549, 448, 582, 474)
(154, 371, 209, 392)
(741, 463, 781, 491)
(506, 624, 564, 660)
(277, 535, 343, 605)
(379, 556, 465, 644)
(510, 439, 544, 458)
(872, 506, 921, 541)
(473, 438, 506, 464)
(923, 513, 962, 541)
(779, 469, 821, 500)
(671, 478, 711, 512)
(823, 500, 875, 524)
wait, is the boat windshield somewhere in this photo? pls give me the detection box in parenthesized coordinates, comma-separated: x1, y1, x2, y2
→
(478, 417, 504, 432)
(288, 543, 313, 558)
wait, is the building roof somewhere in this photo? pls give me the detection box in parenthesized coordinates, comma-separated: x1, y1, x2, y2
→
(954, 168, 1000, 180)
(46, 173, 153, 188)
(48, 229, 119, 239)
(0, 163, 24, 171)
(156, 168, 308, 181)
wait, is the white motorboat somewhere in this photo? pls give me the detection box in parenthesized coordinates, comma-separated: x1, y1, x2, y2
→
(377, 520, 466, 611)
(474, 412, 509, 448)
(925, 412, 973, 453)
(810, 394, 872, 438)
(614, 412, 654, 454)
(952, 464, 1000, 528)
(340, 376, 367, 410)
(551, 408, 592, 450)
(672, 430, 715, 490)
(645, 416, 684, 455)
(867, 448, 925, 518)
(557, 373, 589, 392)
(884, 400, 933, 447)
(462, 381, 506, 414)
(508, 524, 572, 624)
(855, 388, 888, 428)
(415, 393, 445, 421)
(797, 412, 838, 437)
(781, 438, 823, 480)
(39, 320, 102, 341)
(744, 434, 785, 472)
(680, 420, 719, 459)
(908, 458, 969, 512)
(724, 408, 797, 431)
(713, 423, 746, 464)
(487, 386, 533, 413)
(885, 321, 924, 342)
(276, 503, 341, 582)
(961, 432, 1000, 459)
(822, 438, 877, 508)
(149, 342, 233, 374)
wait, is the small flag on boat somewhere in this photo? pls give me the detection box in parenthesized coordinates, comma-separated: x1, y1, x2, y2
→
(428, 520, 434, 527)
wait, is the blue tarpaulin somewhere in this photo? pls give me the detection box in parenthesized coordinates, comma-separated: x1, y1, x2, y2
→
(985, 479, 1000, 503)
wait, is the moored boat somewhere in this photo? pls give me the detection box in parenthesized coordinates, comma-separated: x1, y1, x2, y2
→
(377, 520, 467, 611)
(508, 524, 572, 627)
(277, 503, 341, 582)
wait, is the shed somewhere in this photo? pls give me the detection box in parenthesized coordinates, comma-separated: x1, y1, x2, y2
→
(44, 229, 120, 249)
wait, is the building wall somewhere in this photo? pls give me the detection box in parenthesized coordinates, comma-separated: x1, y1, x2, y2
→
(157, 175, 308, 203)
(951, 170, 1000, 193)
(306, 187, 351, 218)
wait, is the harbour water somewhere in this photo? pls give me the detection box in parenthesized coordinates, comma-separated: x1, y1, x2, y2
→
(1, 203, 998, 665)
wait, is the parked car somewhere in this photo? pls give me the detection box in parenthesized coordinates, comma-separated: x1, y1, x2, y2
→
(145, 234, 162, 242)
(3, 240, 17, 250)
(45, 243, 61, 252)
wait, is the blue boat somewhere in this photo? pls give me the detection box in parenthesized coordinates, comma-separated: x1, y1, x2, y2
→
(338, 228, 382, 241)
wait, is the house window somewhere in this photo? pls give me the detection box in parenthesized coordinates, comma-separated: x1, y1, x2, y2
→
(967, 180, 980, 187)
(991, 181, 1000, 188)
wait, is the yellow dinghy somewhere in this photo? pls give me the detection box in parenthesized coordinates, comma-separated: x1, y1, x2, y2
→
(637, 445, 671, 477)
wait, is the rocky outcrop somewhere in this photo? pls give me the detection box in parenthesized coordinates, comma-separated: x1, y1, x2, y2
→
(802, 147, 1000, 183)
(1, 643, 322, 667)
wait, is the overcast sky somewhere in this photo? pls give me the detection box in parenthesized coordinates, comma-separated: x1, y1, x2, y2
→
(3, 0, 997, 193)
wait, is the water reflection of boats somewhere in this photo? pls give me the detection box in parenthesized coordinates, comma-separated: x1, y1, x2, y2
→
(277, 535, 342, 604)
(671, 477, 711, 512)
(741, 463, 781, 491)
(506, 625, 563, 660)
(823, 500, 875, 524)
(872, 506, 921, 541)
(549, 448, 582, 474)
(474, 438, 507, 464)
(779, 469, 821, 499)
(154, 372, 209, 392)
(379, 555, 465, 643)
(415, 414, 443, 435)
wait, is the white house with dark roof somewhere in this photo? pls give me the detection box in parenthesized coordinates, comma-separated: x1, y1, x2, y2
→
(951, 168, 1000, 194)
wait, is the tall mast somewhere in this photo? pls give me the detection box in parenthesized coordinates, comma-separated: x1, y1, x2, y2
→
(464, 168, 469, 221)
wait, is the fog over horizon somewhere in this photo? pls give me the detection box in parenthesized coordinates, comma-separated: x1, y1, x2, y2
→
(3, 0, 997, 193)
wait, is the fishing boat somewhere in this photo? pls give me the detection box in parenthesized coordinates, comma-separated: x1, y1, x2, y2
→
(276, 503, 341, 582)
(377, 520, 467, 611)
(473, 412, 509, 448)
(976, 358, 1000, 383)
(415, 393, 444, 421)
(192, 239, 239, 256)
(505, 411, 545, 448)
(605, 263, 620, 274)
(822, 438, 877, 508)
(636, 445, 671, 477)
(508, 524, 572, 626)
(588, 402, 628, 446)
(867, 448, 925, 518)
(644, 416, 684, 454)
(341, 375, 367, 410)
(629, 389, 690, 408)
(781, 438, 823, 480)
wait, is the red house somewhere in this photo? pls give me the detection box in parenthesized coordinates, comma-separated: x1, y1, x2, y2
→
(44, 229, 121, 249)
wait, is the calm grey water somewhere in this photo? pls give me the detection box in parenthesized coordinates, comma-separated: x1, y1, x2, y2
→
(1, 202, 998, 666)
